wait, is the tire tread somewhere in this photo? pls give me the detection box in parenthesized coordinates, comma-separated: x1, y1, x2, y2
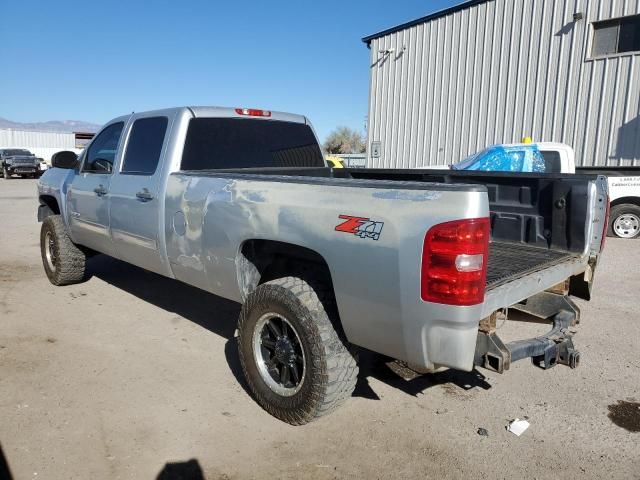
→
(238, 274, 358, 425)
(41, 215, 87, 285)
(608, 203, 640, 239)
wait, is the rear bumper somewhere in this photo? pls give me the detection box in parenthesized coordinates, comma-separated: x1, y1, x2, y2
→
(401, 260, 588, 373)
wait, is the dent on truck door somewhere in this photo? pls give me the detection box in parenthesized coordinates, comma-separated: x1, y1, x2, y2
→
(109, 115, 170, 275)
(67, 122, 124, 255)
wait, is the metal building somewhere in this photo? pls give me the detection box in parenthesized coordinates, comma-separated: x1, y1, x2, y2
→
(0, 129, 88, 163)
(363, 0, 640, 168)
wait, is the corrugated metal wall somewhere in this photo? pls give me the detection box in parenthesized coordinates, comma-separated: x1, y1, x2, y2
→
(366, 0, 640, 168)
(0, 129, 77, 162)
(0, 129, 75, 149)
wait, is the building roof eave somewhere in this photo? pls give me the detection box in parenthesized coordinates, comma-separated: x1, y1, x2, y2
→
(361, 0, 490, 45)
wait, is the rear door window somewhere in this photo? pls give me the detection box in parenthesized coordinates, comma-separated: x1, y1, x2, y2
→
(121, 117, 168, 175)
(181, 118, 324, 170)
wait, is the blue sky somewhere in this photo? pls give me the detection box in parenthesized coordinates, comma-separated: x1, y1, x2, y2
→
(0, 0, 461, 141)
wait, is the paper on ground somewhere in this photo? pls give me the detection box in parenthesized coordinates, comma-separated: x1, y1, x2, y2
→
(507, 418, 530, 436)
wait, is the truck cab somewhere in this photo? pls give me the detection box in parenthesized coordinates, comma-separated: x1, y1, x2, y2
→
(452, 142, 575, 173)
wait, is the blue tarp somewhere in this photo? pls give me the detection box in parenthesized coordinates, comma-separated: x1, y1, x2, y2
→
(453, 145, 547, 173)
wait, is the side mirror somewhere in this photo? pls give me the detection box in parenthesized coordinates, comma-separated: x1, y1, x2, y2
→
(51, 151, 78, 169)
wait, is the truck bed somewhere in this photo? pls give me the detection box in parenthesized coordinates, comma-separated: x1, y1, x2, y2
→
(180, 166, 598, 300)
(486, 242, 575, 289)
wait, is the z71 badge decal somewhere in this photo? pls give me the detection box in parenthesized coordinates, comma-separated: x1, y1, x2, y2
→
(335, 215, 384, 241)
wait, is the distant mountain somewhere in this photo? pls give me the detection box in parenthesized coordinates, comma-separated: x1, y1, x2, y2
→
(0, 117, 101, 133)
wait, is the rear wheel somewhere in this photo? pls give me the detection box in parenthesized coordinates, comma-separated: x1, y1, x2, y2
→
(608, 204, 640, 239)
(238, 275, 358, 425)
(40, 215, 87, 285)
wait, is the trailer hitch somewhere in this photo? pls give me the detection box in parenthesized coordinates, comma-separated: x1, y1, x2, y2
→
(474, 292, 580, 374)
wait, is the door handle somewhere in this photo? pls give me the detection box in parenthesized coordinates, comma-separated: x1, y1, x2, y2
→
(136, 188, 154, 202)
(93, 184, 108, 196)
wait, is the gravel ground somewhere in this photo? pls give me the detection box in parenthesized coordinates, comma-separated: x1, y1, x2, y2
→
(1, 179, 639, 479)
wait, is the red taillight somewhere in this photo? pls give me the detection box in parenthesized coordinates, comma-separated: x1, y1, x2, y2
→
(421, 218, 490, 306)
(235, 108, 272, 117)
(600, 195, 610, 252)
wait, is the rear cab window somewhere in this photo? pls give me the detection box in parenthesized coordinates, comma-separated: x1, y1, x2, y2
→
(181, 118, 324, 170)
(540, 151, 562, 173)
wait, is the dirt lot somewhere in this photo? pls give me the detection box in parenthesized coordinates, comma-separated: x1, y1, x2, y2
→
(1, 178, 639, 479)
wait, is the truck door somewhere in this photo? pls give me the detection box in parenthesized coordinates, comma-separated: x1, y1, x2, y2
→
(108, 114, 171, 275)
(67, 121, 124, 256)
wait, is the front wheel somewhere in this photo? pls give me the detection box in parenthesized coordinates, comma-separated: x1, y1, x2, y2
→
(608, 204, 640, 239)
(2, 167, 9, 179)
(238, 276, 358, 425)
(40, 215, 87, 285)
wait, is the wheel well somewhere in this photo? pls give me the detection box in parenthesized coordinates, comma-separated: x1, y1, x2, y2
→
(39, 195, 60, 215)
(237, 239, 336, 299)
(610, 196, 640, 208)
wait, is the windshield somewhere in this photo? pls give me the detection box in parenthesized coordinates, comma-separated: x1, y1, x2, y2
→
(452, 145, 546, 172)
(181, 118, 324, 170)
(4, 149, 33, 156)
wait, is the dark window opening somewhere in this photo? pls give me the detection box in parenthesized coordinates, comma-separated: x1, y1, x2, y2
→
(2, 149, 32, 157)
(540, 150, 562, 173)
(181, 118, 324, 171)
(121, 117, 168, 175)
(592, 14, 640, 57)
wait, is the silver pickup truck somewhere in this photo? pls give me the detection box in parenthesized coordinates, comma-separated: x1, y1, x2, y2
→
(37, 106, 609, 424)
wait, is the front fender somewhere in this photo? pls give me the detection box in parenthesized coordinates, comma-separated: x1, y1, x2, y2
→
(37, 168, 76, 229)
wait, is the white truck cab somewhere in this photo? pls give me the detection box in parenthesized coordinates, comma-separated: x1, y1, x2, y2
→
(530, 142, 576, 173)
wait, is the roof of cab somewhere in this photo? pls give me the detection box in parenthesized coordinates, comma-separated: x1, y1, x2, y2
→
(188, 106, 308, 124)
(497, 142, 573, 150)
(102, 106, 310, 131)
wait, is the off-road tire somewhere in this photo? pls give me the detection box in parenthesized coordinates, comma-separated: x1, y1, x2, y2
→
(238, 275, 358, 425)
(40, 215, 87, 285)
(608, 204, 640, 239)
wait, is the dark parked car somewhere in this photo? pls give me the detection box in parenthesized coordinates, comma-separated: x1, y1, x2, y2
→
(0, 148, 41, 179)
